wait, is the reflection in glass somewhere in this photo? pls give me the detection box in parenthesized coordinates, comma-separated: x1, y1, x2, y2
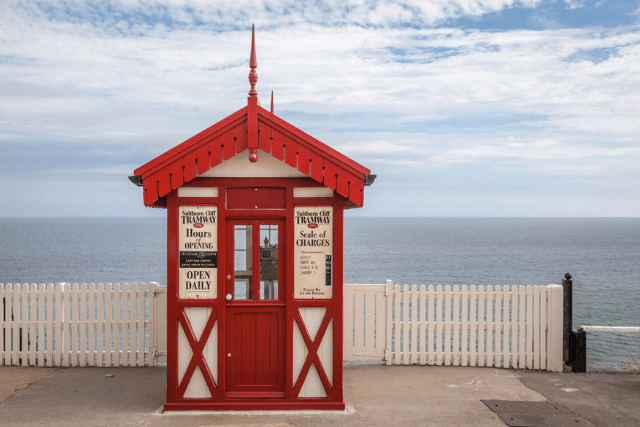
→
(260, 280, 278, 300)
(235, 280, 251, 300)
(234, 225, 252, 300)
(259, 224, 278, 300)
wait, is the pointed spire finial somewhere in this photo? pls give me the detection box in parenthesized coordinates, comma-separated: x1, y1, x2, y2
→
(270, 91, 274, 114)
(248, 24, 258, 97)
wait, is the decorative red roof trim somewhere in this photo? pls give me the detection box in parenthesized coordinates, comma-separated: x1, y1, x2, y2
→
(134, 103, 370, 209)
(134, 26, 371, 210)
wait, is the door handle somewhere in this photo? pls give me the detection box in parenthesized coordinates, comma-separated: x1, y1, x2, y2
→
(226, 293, 233, 301)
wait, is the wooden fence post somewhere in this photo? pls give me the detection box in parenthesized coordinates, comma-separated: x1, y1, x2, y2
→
(562, 273, 573, 366)
(547, 284, 564, 372)
(150, 282, 167, 366)
(384, 280, 392, 365)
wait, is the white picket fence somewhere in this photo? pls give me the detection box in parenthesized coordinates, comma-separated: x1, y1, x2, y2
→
(344, 281, 564, 372)
(1, 282, 167, 367)
(3, 280, 563, 372)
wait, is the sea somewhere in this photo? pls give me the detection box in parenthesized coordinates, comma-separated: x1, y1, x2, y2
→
(1, 217, 638, 368)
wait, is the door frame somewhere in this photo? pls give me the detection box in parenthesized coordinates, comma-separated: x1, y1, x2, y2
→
(224, 217, 286, 396)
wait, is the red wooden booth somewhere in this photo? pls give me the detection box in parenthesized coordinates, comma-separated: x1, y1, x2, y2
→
(130, 28, 374, 411)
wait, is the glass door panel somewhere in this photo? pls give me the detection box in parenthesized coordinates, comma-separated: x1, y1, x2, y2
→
(233, 225, 252, 300)
(259, 224, 278, 300)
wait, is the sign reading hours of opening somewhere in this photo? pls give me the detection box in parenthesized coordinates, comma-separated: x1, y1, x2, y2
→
(179, 206, 218, 299)
(294, 206, 333, 299)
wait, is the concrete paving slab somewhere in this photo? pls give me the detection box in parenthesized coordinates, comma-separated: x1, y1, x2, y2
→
(0, 365, 548, 427)
(0, 366, 56, 403)
(517, 371, 640, 427)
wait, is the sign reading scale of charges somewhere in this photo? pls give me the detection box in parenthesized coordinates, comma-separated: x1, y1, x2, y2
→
(179, 206, 218, 299)
(294, 206, 333, 299)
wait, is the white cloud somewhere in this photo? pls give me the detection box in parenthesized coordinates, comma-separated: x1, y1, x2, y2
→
(7, 0, 543, 28)
(564, 0, 586, 9)
(1, 1, 639, 216)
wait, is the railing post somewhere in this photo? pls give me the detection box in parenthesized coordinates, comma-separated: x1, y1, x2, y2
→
(571, 330, 586, 373)
(562, 273, 572, 366)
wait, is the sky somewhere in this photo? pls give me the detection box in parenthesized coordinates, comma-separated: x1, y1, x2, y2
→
(1, 0, 639, 217)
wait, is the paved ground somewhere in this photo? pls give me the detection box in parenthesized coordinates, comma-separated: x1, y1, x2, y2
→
(0, 365, 637, 426)
(0, 365, 545, 427)
(0, 366, 56, 402)
(517, 370, 640, 427)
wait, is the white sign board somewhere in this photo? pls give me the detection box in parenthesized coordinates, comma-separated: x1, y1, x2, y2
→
(294, 206, 333, 299)
(179, 206, 218, 299)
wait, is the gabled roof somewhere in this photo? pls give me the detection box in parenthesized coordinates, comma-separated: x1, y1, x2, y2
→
(131, 26, 372, 209)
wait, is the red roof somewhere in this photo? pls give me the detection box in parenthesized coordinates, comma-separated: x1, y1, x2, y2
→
(133, 98, 371, 209)
(132, 27, 371, 209)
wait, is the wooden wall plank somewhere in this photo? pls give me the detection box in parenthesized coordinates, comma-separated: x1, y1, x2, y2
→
(419, 285, 427, 365)
(478, 285, 485, 367)
(527, 285, 534, 369)
(127, 283, 136, 366)
(533, 286, 541, 370)
(540, 286, 547, 371)
(453, 285, 460, 366)
(385, 281, 393, 366)
(137, 283, 145, 367)
(29, 284, 37, 366)
(88, 283, 97, 366)
(444, 285, 451, 366)
(354, 291, 365, 355)
(428, 285, 436, 365)
(79, 283, 87, 367)
(402, 285, 410, 365)
(461, 285, 468, 367)
(469, 285, 477, 367)
(365, 290, 376, 356)
(435, 285, 443, 366)
(46, 283, 54, 367)
(518, 285, 526, 369)
(495, 286, 503, 368)
(394, 285, 401, 365)
(487, 286, 494, 368)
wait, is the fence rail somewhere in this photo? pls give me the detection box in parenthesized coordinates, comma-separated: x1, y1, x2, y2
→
(1, 282, 167, 367)
(345, 281, 563, 372)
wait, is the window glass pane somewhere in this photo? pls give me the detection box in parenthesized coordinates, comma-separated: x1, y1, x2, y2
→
(234, 251, 247, 272)
(234, 225, 252, 300)
(260, 224, 278, 246)
(234, 226, 247, 250)
(260, 280, 278, 300)
(259, 224, 278, 300)
(235, 280, 251, 300)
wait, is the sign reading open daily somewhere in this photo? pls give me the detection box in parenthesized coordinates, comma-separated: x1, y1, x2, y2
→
(294, 206, 333, 299)
(179, 206, 217, 299)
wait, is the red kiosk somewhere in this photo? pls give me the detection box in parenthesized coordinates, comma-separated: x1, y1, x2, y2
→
(131, 28, 374, 411)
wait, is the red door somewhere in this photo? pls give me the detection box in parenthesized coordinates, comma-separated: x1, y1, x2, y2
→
(225, 218, 286, 398)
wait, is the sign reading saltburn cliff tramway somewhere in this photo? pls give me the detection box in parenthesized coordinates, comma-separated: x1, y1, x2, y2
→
(294, 206, 333, 299)
(179, 206, 218, 299)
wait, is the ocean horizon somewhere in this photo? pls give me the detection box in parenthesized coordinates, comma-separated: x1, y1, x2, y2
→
(1, 216, 638, 368)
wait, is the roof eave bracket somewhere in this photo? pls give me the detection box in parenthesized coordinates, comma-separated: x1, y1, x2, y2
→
(129, 175, 143, 187)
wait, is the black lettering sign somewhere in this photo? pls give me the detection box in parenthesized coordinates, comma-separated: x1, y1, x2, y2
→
(180, 251, 218, 268)
(325, 255, 332, 287)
